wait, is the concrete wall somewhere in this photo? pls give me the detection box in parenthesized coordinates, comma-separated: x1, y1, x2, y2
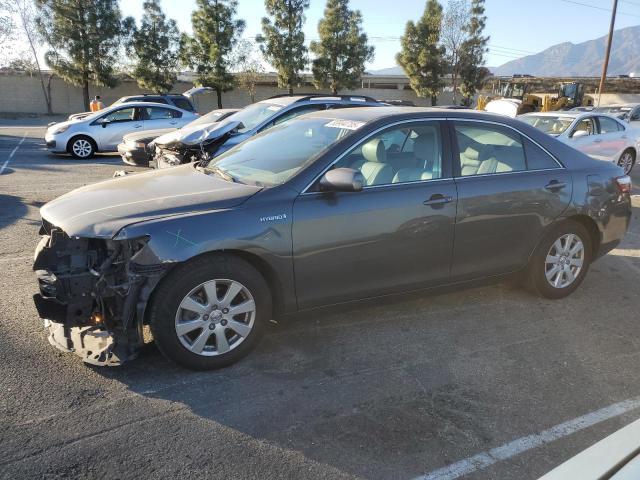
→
(0, 71, 459, 115)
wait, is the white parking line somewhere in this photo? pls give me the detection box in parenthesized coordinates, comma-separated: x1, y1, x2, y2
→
(0, 131, 27, 175)
(414, 396, 640, 480)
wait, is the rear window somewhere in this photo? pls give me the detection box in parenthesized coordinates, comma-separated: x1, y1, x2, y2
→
(171, 96, 194, 112)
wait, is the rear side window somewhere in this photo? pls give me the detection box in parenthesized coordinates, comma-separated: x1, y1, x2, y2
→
(523, 138, 560, 170)
(142, 107, 181, 120)
(598, 116, 622, 133)
(171, 97, 194, 111)
(453, 123, 526, 176)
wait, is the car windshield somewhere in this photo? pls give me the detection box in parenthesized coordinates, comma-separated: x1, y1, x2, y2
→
(204, 116, 363, 187)
(521, 115, 574, 135)
(226, 102, 286, 133)
(186, 110, 228, 128)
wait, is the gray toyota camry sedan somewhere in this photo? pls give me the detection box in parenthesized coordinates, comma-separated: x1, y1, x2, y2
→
(33, 107, 632, 370)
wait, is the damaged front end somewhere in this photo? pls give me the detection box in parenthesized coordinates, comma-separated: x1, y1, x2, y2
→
(33, 220, 165, 366)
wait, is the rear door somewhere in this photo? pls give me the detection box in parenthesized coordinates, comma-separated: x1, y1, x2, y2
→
(292, 120, 457, 308)
(595, 115, 627, 161)
(141, 106, 184, 130)
(449, 120, 572, 280)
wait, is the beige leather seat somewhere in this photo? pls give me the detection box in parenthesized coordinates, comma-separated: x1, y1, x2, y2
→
(459, 146, 482, 176)
(392, 131, 439, 183)
(359, 139, 393, 186)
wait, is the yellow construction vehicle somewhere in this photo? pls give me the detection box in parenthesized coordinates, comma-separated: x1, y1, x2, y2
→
(481, 81, 543, 117)
(541, 82, 594, 112)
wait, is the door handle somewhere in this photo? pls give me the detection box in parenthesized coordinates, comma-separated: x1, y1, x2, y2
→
(545, 180, 567, 191)
(134, 124, 142, 128)
(594, 139, 602, 143)
(170, 121, 178, 125)
(423, 194, 453, 206)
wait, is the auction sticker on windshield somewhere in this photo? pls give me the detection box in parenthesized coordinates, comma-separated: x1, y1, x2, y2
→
(324, 119, 366, 130)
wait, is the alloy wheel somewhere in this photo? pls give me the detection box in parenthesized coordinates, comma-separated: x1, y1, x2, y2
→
(618, 151, 635, 175)
(174, 279, 256, 356)
(72, 139, 93, 158)
(545, 234, 585, 289)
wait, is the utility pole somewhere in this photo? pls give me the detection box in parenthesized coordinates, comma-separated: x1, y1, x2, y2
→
(597, 0, 618, 107)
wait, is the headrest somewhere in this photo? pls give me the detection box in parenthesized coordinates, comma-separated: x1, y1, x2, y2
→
(362, 138, 387, 163)
(462, 146, 480, 161)
(414, 132, 436, 160)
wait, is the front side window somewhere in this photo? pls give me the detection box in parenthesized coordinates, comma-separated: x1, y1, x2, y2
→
(333, 122, 443, 186)
(270, 105, 326, 127)
(597, 116, 622, 133)
(453, 123, 526, 176)
(571, 118, 595, 136)
(205, 116, 360, 187)
(103, 107, 136, 123)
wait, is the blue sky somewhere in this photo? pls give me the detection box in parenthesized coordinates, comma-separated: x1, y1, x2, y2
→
(120, 0, 640, 70)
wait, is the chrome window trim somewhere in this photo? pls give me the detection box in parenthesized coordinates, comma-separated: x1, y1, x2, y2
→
(455, 167, 566, 180)
(301, 117, 448, 195)
(451, 118, 565, 171)
(300, 116, 565, 195)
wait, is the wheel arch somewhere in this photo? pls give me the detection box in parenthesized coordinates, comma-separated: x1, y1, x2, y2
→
(66, 134, 98, 154)
(143, 249, 284, 326)
(565, 214, 602, 259)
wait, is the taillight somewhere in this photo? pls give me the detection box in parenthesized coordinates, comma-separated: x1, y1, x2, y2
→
(615, 175, 632, 194)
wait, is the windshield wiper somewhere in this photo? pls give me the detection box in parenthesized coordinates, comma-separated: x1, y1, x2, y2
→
(208, 166, 240, 183)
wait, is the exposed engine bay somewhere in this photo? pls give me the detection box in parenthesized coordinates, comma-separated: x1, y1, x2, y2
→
(32, 221, 166, 366)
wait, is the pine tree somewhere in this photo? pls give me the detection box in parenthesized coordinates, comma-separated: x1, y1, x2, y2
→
(256, 0, 309, 95)
(396, 0, 446, 106)
(128, 0, 182, 94)
(458, 0, 489, 104)
(310, 0, 374, 95)
(36, 0, 127, 110)
(183, 0, 245, 108)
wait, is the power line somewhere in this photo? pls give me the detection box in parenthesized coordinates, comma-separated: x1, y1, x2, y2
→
(559, 0, 640, 18)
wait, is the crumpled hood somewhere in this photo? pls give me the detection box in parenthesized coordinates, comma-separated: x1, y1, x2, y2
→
(40, 164, 262, 238)
(154, 119, 241, 147)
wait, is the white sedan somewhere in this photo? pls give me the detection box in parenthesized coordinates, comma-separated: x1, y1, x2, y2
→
(520, 111, 640, 174)
(45, 102, 198, 159)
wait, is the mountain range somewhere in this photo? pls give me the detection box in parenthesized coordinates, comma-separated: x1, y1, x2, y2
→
(492, 25, 640, 77)
(369, 25, 640, 78)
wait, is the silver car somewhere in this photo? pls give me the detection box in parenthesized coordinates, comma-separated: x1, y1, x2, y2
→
(521, 111, 640, 174)
(45, 102, 198, 159)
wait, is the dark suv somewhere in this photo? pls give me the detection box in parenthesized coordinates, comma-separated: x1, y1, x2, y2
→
(152, 94, 384, 168)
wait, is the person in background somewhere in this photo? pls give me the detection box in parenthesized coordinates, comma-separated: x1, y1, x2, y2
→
(90, 95, 104, 112)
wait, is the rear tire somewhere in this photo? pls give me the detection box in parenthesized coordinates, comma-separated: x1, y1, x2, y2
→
(524, 220, 592, 299)
(68, 135, 96, 159)
(148, 254, 272, 370)
(618, 149, 635, 175)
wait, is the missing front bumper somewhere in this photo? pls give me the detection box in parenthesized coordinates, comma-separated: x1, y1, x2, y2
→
(44, 319, 130, 367)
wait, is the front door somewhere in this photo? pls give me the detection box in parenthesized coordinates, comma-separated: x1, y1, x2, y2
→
(94, 106, 143, 150)
(450, 120, 572, 280)
(292, 121, 457, 309)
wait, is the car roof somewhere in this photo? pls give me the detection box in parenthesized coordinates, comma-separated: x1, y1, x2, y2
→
(257, 94, 381, 107)
(104, 101, 191, 112)
(521, 111, 581, 118)
(596, 103, 640, 108)
(301, 106, 505, 123)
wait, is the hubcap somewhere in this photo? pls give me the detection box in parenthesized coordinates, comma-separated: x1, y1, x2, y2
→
(174, 279, 256, 356)
(545, 233, 585, 289)
(72, 139, 92, 158)
(619, 152, 634, 175)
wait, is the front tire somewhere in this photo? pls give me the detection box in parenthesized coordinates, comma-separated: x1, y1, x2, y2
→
(68, 136, 96, 159)
(618, 149, 635, 175)
(525, 221, 592, 299)
(148, 254, 272, 370)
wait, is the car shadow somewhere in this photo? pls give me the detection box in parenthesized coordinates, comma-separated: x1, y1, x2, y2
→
(0, 194, 33, 230)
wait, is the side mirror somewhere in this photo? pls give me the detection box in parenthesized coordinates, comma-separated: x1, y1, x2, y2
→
(571, 129, 589, 139)
(97, 118, 109, 128)
(319, 168, 365, 192)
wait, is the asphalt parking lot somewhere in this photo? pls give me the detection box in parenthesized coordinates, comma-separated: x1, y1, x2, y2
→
(2, 120, 640, 480)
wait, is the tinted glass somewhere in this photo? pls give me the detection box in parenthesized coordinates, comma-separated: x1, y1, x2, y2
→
(103, 107, 135, 123)
(271, 105, 326, 127)
(454, 123, 526, 176)
(523, 138, 560, 170)
(171, 97, 194, 111)
(598, 116, 622, 133)
(227, 102, 286, 133)
(206, 116, 360, 187)
(334, 122, 443, 186)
